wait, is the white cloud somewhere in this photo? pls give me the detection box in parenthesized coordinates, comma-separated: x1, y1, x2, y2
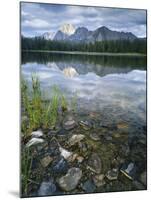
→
(23, 19, 50, 28)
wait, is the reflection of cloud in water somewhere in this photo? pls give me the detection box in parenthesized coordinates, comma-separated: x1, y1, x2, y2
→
(22, 63, 146, 116)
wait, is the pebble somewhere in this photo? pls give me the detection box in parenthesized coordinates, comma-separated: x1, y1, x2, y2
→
(64, 117, 76, 130)
(31, 130, 43, 138)
(81, 180, 96, 193)
(26, 138, 44, 148)
(87, 153, 102, 174)
(106, 168, 118, 181)
(89, 133, 100, 141)
(52, 157, 68, 173)
(92, 174, 106, 187)
(40, 156, 53, 168)
(68, 134, 85, 146)
(38, 181, 56, 196)
(58, 168, 82, 191)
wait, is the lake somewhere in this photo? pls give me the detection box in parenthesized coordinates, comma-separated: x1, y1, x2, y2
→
(22, 52, 146, 128)
(21, 51, 147, 196)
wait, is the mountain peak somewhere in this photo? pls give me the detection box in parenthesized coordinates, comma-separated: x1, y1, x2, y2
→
(60, 23, 75, 35)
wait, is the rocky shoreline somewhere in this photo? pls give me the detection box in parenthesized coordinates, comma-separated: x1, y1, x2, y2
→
(21, 112, 147, 197)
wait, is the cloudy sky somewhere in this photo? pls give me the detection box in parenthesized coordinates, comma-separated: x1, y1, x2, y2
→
(21, 2, 146, 38)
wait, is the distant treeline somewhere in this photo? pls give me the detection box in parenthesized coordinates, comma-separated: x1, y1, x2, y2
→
(21, 36, 147, 54)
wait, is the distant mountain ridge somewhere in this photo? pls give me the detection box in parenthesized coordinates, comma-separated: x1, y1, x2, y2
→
(41, 24, 137, 43)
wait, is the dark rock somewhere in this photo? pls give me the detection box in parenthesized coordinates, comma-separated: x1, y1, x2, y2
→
(87, 153, 102, 174)
(38, 181, 56, 196)
(120, 162, 136, 180)
(58, 167, 82, 191)
(52, 157, 68, 174)
(81, 180, 96, 193)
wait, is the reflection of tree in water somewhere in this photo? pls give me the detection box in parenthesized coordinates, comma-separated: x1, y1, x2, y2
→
(22, 52, 146, 68)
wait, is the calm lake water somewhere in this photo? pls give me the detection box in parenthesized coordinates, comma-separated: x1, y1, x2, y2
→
(21, 52, 147, 196)
(21, 52, 146, 133)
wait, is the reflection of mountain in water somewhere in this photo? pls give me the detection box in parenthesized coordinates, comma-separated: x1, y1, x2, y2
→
(63, 67, 79, 78)
(22, 52, 146, 77)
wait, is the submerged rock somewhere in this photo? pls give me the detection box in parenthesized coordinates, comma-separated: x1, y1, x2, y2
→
(52, 157, 68, 173)
(31, 130, 43, 138)
(68, 134, 85, 146)
(89, 133, 100, 141)
(87, 153, 102, 174)
(38, 181, 56, 196)
(40, 156, 53, 168)
(76, 156, 84, 163)
(120, 162, 136, 180)
(63, 118, 76, 130)
(58, 168, 82, 191)
(117, 122, 129, 130)
(106, 168, 118, 181)
(92, 174, 106, 187)
(26, 138, 44, 148)
(80, 120, 91, 130)
(59, 146, 73, 160)
(81, 180, 96, 193)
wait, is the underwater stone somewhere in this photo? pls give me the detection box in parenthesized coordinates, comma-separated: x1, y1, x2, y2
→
(106, 168, 119, 181)
(38, 181, 56, 196)
(63, 118, 76, 130)
(40, 156, 53, 168)
(92, 174, 106, 187)
(81, 180, 96, 193)
(87, 153, 102, 174)
(52, 157, 68, 173)
(58, 168, 82, 191)
(68, 134, 85, 146)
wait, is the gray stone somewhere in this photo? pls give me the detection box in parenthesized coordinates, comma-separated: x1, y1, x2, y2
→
(80, 120, 91, 130)
(40, 156, 53, 168)
(89, 133, 100, 141)
(68, 134, 85, 146)
(58, 168, 82, 191)
(92, 174, 106, 187)
(52, 158, 68, 173)
(64, 118, 76, 130)
(81, 180, 96, 193)
(106, 168, 118, 181)
(38, 181, 56, 196)
(87, 153, 102, 174)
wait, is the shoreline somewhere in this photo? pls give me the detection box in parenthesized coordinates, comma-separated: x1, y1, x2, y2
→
(22, 49, 146, 57)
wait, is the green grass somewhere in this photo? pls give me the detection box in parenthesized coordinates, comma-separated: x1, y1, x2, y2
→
(21, 148, 32, 196)
(21, 74, 77, 135)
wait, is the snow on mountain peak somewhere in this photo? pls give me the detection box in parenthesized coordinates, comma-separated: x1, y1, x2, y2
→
(60, 23, 75, 35)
